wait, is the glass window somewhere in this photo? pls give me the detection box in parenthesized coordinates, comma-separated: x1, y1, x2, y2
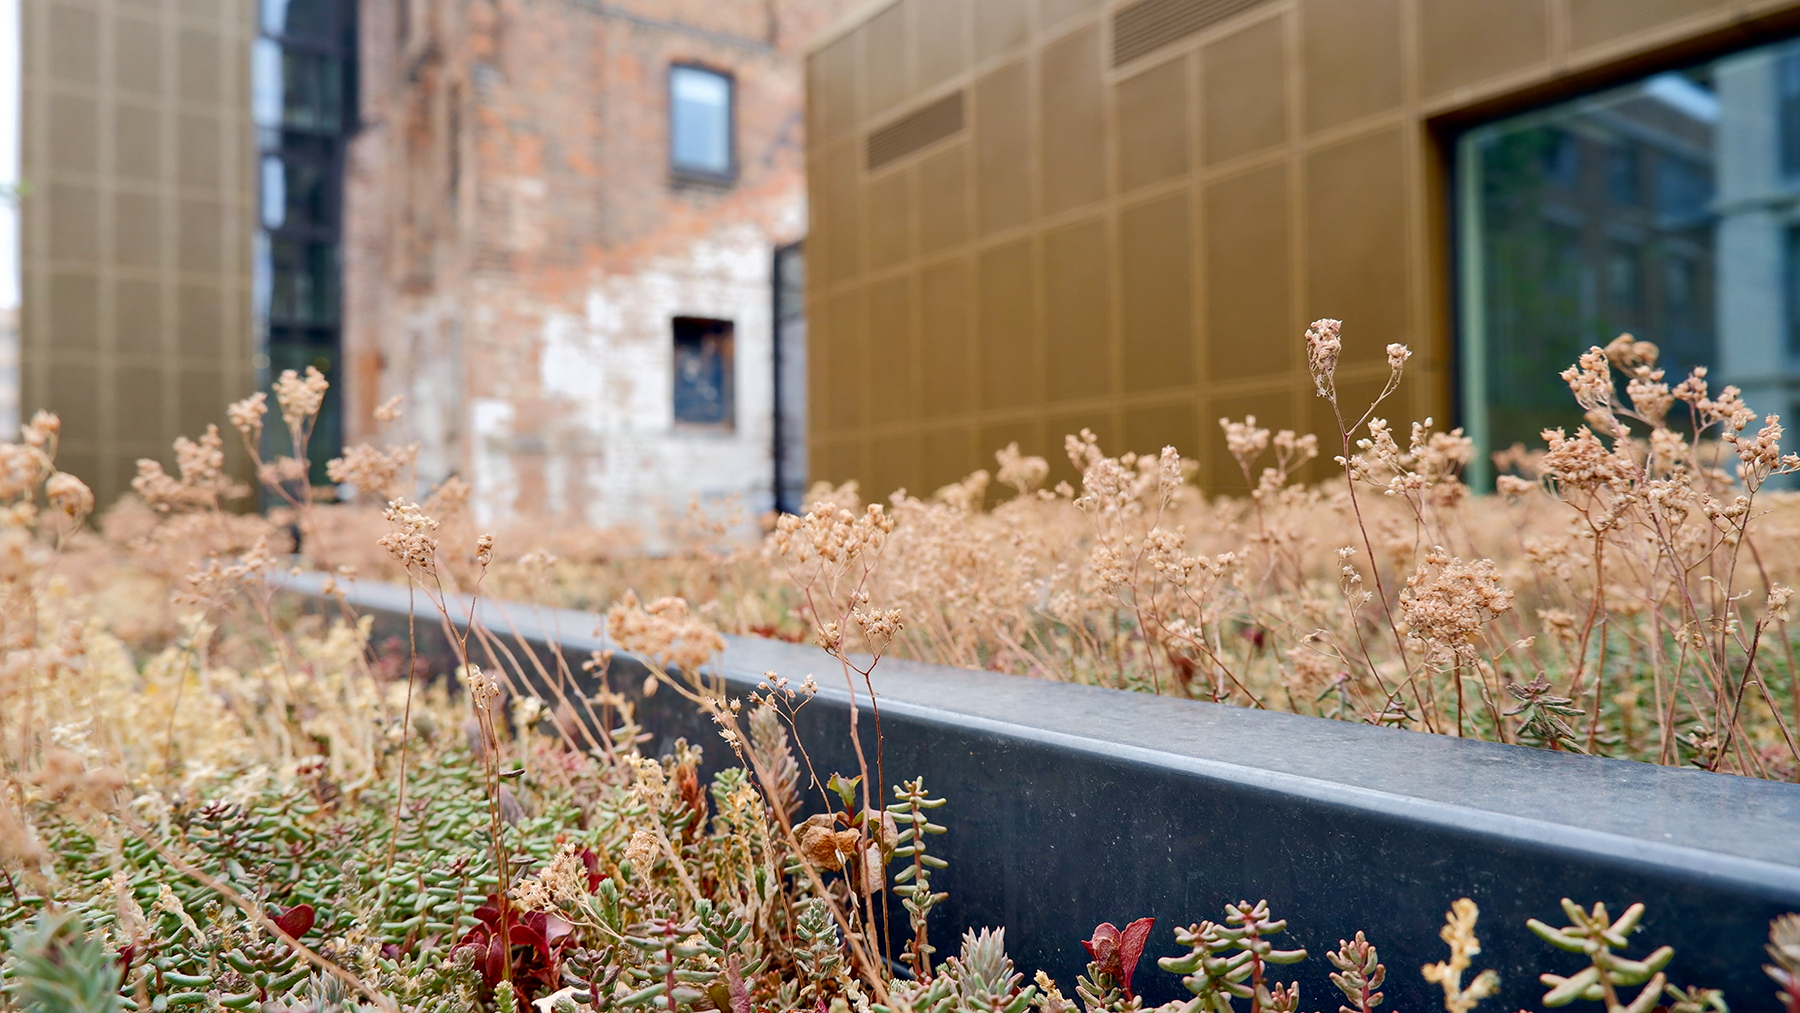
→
(670, 66, 733, 178)
(672, 317, 735, 428)
(261, 0, 338, 41)
(282, 50, 344, 132)
(267, 239, 339, 326)
(1457, 44, 1800, 486)
(1781, 50, 1800, 175)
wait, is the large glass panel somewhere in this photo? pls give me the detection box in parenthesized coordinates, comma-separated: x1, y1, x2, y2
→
(1459, 39, 1800, 486)
(670, 65, 732, 177)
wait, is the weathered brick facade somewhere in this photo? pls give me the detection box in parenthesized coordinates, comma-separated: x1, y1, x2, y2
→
(346, 0, 852, 535)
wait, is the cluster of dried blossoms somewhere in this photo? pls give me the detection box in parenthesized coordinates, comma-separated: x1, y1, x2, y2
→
(723, 326, 1799, 780)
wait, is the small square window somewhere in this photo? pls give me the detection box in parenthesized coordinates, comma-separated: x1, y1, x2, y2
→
(670, 65, 734, 180)
(673, 317, 734, 429)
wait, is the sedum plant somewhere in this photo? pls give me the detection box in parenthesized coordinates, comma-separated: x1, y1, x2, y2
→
(1, 913, 123, 1013)
(1420, 899, 1498, 1013)
(876, 928, 1039, 1013)
(1772, 913, 1800, 1013)
(1526, 899, 1711, 1013)
(1325, 932, 1385, 1013)
(1155, 902, 1306, 1013)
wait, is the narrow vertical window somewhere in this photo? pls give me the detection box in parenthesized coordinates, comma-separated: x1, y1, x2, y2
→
(1787, 225, 1800, 355)
(670, 65, 734, 180)
(672, 317, 735, 429)
(1781, 49, 1800, 175)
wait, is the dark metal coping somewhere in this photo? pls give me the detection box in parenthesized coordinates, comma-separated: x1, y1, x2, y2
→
(275, 572, 1800, 1008)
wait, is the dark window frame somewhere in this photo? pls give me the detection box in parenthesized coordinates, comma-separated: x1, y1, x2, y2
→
(668, 63, 737, 185)
(671, 316, 737, 432)
(256, 0, 358, 488)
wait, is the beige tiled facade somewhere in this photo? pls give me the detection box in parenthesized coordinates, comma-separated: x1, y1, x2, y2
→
(19, 0, 254, 505)
(805, 0, 1800, 498)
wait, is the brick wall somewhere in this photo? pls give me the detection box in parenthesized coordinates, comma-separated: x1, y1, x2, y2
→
(345, 0, 855, 537)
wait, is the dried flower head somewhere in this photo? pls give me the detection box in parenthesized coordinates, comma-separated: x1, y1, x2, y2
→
(22, 411, 59, 449)
(462, 665, 500, 711)
(1306, 318, 1344, 399)
(995, 442, 1049, 495)
(373, 395, 405, 422)
(624, 829, 658, 874)
(606, 590, 726, 673)
(44, 472, 94, 524)
(227, 392, 268, 442)
(0, 440, 52, 500)
(273, 366, 330, 435)
(378, 499, 440, 574)
(1401, 548, 1514, 664)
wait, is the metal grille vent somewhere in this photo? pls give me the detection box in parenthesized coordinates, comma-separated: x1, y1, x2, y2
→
(866, 91, 964, 170)
(1112, 0, 1269, 66)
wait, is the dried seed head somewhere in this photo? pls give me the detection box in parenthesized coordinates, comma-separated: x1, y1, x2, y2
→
(378, 498, 440, 573)
(463, 665, 500, 711)
(1769, 585, 1793, 624)
(1306, 318, 1344, 399)
(273, 366, 330, 434)
(226, 392, 268, 442)
(45, 472, 94, 523)
(373, 395, 405, 422)
(624, 829, 658, 873)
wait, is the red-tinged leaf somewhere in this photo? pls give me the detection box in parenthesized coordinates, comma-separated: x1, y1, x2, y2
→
(1116, 917, 1155, 999)
(727, 955, 752, 1013)
(482, 934, 506, 987)
(540, 913, 573, 948)
(580, 848, 605, 892)
(1082, 922, 1121, 974)
(511, 916, 550, 962)
(272, 904, 315, 939)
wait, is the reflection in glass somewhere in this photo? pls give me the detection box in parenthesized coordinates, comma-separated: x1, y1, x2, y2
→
(1457, 47, 1800, 485)
(670, 66, 732, 177)
(282, 51, 342, 132)
(267, 239, 338, 326)
(672, 317, 735, 427)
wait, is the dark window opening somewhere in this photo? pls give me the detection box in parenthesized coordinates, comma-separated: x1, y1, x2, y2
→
(1781, 49, 1800, 175)
(1605, 142, 1640, 206)
(256, 0, 356, 487)
(670, 65, 734, 181)
(673, 317, 735, 429)
(773, 243, 807, 513)
(1787, 226, 1800, 355)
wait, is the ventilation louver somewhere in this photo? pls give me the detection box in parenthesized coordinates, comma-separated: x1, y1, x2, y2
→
(1112, 0, 1269, 66)
(866, 91, 964, 171)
